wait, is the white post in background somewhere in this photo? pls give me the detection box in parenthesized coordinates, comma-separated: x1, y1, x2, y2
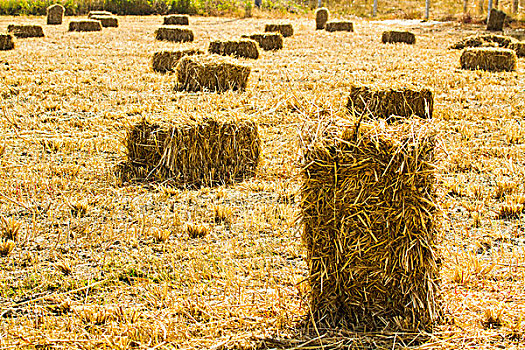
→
(488, 0, 493, 18)
(425, 0, 430, 19)
(373, 0, 378, 17)
(317, 0, 321, 7)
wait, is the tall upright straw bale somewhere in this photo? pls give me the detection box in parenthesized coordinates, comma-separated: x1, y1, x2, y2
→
(120, 116, 260, 187)
(487, 8, 507, 31)
(241, 33, 283, 51)
(152, 49, 204, 73)
(164, 14, 189, 25)
(47, 4, 65, 25)
(382, 30, 416, 44)
(348, 85, 433, 121)
(155, 26, 194, 42)
(7, 25, 44, 38)
(460, 47, 517, 72)
(509, 41, 525, 57)
(325, 20, 354, 32)
(300, 119, 441, 331)
(208, 39, 259, 59)
(69, 20, 102, 32)
(175, 54, 251, 92)
(315, 7, 329, 30)
(264, 23, 293, 37)
(0, 34, 14, 50)
(88, 11, 113, 18)
(90, 15, 118, 28)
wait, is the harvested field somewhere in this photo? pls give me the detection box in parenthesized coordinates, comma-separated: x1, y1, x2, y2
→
(1, 14, 525, 350)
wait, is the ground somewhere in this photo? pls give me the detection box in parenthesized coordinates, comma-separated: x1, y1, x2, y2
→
(0, 13, 524, 350)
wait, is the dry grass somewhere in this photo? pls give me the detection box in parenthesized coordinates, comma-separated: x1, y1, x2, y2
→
(0, 14, 524, 350)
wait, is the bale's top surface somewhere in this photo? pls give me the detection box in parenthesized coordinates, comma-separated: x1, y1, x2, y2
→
(88, 11, 113, 18)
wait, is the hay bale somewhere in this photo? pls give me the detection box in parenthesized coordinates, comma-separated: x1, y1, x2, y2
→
(300, 119, 441, 331)
(120, 116, 260, 187)
(241, 33, 283, 51)
(509, 41, 525, 57)
(460, 47, 517, 72)
(348, 85, 433, 120)
(88, 11, 113, 18)
(450, 34, 514, 49)
(315, 7, 329, 30)
(325, 20, 354, 32)
(7, 25, 44, 38)
(0, 34, 14, 50)
(47, 4, 65, 25)
(163, 14, 189, 25)
(90, 15, 118, 28)
(208, 39, 259, 59)
(152, 49, 204, 73)
(487, 9, 507, 31)
(69, 20, 103, 32)
(155, 26, 194, 42)
(505, 28, 525, 41)
(175, 54, 251, 92)
(382, 30, 416, 44)
(264, 23, 293, 37)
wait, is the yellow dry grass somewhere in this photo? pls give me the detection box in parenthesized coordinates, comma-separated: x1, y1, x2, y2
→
(0, 14, 524, 350)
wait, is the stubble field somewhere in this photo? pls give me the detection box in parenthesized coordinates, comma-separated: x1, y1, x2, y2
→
(1, 13, 525, 349)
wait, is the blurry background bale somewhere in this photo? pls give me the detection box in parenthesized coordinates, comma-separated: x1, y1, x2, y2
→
(300, 119, 441, 331)
(450, 34, 514, 49)
(120, 116, 261, 187)
(315, 7, 329, 30)
(325, 20, 354, 32)
(208, 39, 259, 59)
(155, 26, 194, 42)
(505, 28, 525, 41)
(348, 85, 433, 121)
(175, 54, 251, 92)
(460, 47, 517, 72)
(152, 49, 204, 73)
(241, 33, 283, 50)
(509, 42, 525, 57)
(264, 23, 293, 37)
(382, 30, 416, 44)
(90, 15, 118, 28)
(88, 11, 113, 18)
(47, 4, 64, 25)
(7, 25, 44, 38)
(164, 14, 189, 25)
(0, 34, 14, 50)
(69, 20, 102, 32)
(487, 9, 507, 31)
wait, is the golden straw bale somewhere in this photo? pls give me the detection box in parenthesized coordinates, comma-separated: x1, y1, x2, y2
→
(155, 26, 194, 42)
(241, 33, 283, 51)
(509, 41, 525, 57)
(325, 20, 353, 32)
(175, 54, 251, 92)
(88, 11, 113, 18)
(450, 34, 514, 49)
(68, 20, 103, 32)
(163, 14, 189, 25)
(7, 24, 44, 38)
(0, 34, 14, 50)
(264, 23, 293, 37)
(460, 47, 517, 72)
(152, 49, 204, 73)
(315, 7, 329, 30)
(382, 30, 416, 44)
(300, 119, 441, 331)
(208, 39, 259, 59)
(348, 85, 433, 120)
(47, 4, 65, 25)
(90, 15, 118, 28)
(120, 116, 261, 187)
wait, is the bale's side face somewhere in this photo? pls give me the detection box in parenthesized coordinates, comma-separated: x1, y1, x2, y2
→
(264, 24, 293, 37)
(163, 15, 189, 26)
(155, 26, 194, 43)
(7, 25, 45, 38)
(90, 16, 119, 28)
(382, 30, 416, 44)
(47, 4, 65, 25)
(152, 49, 204, 73)
(325, 21, 354, 32)
(460, 47, 517, 72)
(509, 42, 525, 57)
(0, 34, 15, 51)
(208, 39, 259, 59)
(68, 20, 103, 32)
(241, 33, 283, 51)
(315, 8, 329, 30)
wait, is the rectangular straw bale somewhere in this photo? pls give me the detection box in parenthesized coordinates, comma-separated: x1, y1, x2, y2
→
(382, 30, 416, 44)
(69, 20, 103, 32)
(175, 54, 251, 92)
(7, 25, 44, 38)
(509, 41, 525, 57)
(164, 14, 189, 25)
(241, 33, 283, 50)
(90, 15, 118, 28)
(208, 39, 259, 59)
(155, 26, 194, 42)
(325, 20, 353, 32)
(460, 47, 517, 72)
(300, 120, 441, 331)
(152, 49, 204, 73)
(264, 23, 293, 37)
(348, 85, 433, 120)
(121, 116, 261, 187)
(0, 34, 14, 50)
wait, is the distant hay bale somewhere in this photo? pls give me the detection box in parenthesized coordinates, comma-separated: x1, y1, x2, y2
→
(460, 47, 517, 72)
(69, 20, 103, 32)
(509, 41, 525, 57)
(175, 54, 251, 92)
(315, 7, 329, 30)
(450, 34, 514, 49)
(88, 11, 113, 18)
(90, 15, 118, 28)
(163, 14, 189, 25)
(382, 30, 416, 44)
(300, 119, 441, 331)
(155, 26, 194, 42)
(0, 34, 14, 50)
(7, 25, 44, 38)
(241, 33, 283, 50)
(120, 117, 261, 187)
(348, 85, 433, 120)
(264, 23, 293, 37)
(208, 39, 259, 59)
(152, 49, 204, 73)
(325, 20, 354, 32)
(47, 4, 65, 25)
